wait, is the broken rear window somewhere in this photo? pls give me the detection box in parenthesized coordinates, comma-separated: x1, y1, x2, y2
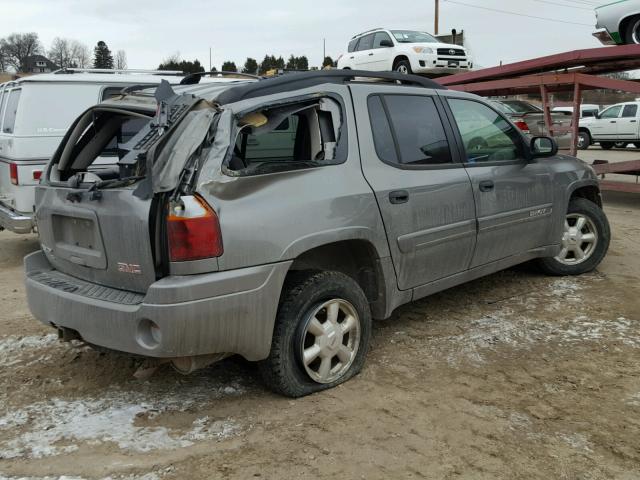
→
(226, 96, 347, 176)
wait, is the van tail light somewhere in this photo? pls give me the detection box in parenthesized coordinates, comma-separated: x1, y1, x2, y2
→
(513, 119, 531, 134)
(9, 163, 18, 185)
(167, 195, 223, 262)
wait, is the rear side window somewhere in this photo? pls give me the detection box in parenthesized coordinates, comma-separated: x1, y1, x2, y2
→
(357, 34, 374, 51)
(368, 96, 398, 163)
(3, 89, 21, 134)
(368, 94, 452, 166)
(622, 104, 638, 118)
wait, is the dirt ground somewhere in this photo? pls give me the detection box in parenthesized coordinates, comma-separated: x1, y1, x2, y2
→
(0, 168, 639, 479)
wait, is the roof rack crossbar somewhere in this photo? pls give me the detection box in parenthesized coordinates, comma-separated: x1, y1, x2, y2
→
(180, 70, 262, 85)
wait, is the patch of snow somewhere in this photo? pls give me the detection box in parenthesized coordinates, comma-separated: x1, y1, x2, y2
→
(0, 335, 59, 367)
(0, 382, 244, 459)
(557, 432, 593, 453)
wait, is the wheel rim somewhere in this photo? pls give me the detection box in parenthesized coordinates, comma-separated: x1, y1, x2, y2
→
(396, 64, 408, 74)
(577, 134, 586, 148)
(632, 19, 640, 43)
(555, 213, 598, 265)
(299, 299, 361, 384)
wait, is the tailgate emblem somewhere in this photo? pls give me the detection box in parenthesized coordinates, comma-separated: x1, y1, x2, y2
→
(117, 262, 142, 275)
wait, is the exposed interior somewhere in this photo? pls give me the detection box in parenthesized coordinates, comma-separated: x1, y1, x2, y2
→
(226, 97, 344, 176)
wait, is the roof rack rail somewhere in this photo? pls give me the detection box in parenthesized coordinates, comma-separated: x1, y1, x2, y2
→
(351, 28, 384, 40)
(53, 68, 184, 75)
(215, 69, 445, 105)
(180, 70, 261, 85)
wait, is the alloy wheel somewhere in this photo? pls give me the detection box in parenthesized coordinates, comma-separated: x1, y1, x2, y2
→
(555, 213, 598, 265)
(299, 299, 361, 384)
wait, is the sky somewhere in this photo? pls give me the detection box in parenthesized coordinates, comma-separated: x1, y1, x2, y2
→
(3, 0, 605, 70)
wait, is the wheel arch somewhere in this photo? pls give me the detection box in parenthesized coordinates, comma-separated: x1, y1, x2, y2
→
(393, 55, 410, 68)
(569, 181, 602, 208)
(285, 239, 391, 320)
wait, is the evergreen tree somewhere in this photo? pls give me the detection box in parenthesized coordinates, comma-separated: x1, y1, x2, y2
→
(221, 61, 237, 72)
(93, 41, 114, 69)
(242, 57, 258, 75)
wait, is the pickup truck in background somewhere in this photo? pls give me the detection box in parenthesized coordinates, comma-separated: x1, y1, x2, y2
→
(578, 101, 640, 150)
(490, 99, 572, 149)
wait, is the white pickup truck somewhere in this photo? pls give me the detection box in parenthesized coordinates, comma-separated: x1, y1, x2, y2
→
(0, 70, 189, 234)
(578, 101, 640, 150)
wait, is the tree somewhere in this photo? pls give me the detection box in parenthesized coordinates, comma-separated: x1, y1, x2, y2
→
(322, 56, 335, 68)
(0, 32, 42, 71)
(158, 54, 205, 74)
(242, 57, 258, 75)
(70, 40, 91, 68)
(0, 45, 8, 72)
(93, 41, 114, 69)
(285, 55, 309, 71)
(221, 61, 237, 72)
(115, 50, 127, 70)
(49, 37, 72, 69)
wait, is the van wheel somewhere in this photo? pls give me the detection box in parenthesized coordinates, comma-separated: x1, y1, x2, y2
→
(537, 198, 610, 276)
(615, 142, 628, 148)
(634, 143, 640, 149)
(600, 142, 614, 150)
(577, 131, 590, 150)
(259, 271, 371, 397)
(394, 59, 412, 74)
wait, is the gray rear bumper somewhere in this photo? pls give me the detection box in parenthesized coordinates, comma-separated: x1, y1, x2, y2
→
(0, 203, 34, 234)
(24, 250, 291, 361)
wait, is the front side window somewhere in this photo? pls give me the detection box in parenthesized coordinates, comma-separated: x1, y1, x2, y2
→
(2, 89, 21, 134)
(372, 32, 394, 49)
(622, 104, 638, 118)
(448, 98, 523, 163)
(600, 105, 622, 119)
(357, 34, 374, 51)
(368, 94, 452, 166)
(347, 38, 359, 53)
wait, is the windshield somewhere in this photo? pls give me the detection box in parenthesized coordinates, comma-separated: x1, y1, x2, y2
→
(391, 30, 438, 44)
(500, 101, 542, 114)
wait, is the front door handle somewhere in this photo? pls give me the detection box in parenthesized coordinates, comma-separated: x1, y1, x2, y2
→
(369, 52, 374, 56)
(479, 180, 495, 192)
(389, 190, 409, 204)
(610, 120, 617, 123)
(631, 120, 637, 123)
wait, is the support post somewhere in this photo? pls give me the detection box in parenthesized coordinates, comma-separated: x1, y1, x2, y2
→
(570, 82, 582, 157)
(540, 84, 553, 138)
(435, 0, 440, 35)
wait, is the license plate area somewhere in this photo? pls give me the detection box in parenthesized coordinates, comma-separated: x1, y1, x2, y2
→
(51, 213, 106, 269)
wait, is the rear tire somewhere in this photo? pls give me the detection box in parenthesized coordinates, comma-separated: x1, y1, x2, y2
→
(577, 131, 591, 150)
(600, 142, 614, 150)
(537, 198, 610, 276)
(394, 59, 412, 74)
(623, 15, 640, 44)
(259, 271, 372, 398)
(615, 142, 629, 148)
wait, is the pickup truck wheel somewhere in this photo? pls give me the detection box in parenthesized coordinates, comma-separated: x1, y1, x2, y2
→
(577, 131, 590, 150)
(600, 142, 614, 150)
(537, 198, 610, 276)
(634, 143, 640, 149)
(624, 16, 640, 44)
(259, 271, 371, 397)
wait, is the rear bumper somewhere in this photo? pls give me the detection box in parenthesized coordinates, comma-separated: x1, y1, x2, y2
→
(0, 203, 34, 234)
(24, 250, 291, 361)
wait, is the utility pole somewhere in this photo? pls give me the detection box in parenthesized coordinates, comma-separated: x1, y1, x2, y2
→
(209, 47, 212, 72)
(434, 0, 440, 35)
(323, 38, 326, 63)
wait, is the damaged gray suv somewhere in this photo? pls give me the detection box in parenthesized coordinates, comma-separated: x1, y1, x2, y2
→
(25, 71, 610, 397)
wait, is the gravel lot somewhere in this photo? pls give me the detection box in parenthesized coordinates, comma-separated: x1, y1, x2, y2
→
(0, 151, 639, 479)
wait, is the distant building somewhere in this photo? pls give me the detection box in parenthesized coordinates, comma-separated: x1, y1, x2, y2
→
(22, 55, 59, 74)
(436, 30, 465, 47)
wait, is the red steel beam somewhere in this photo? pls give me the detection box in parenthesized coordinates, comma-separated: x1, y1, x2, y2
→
(591, 159, 640, 175)
(599, 180, 640, 193)
(438, 44, 640, 86)
(570, 82, 581, 157)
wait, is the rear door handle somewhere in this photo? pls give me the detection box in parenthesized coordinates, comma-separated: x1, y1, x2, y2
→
(610, 120, 617, 123)
(631, 120, 637, 123)
(369, 52, 374, 56)
(389, 190, 409, 204)
(479, 180, 495, 192)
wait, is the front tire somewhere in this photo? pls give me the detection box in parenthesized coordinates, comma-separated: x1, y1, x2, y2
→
(394, 59, 412, 74)
(577, 131, 591, 150)
(259, 271, 372, 398)
(537, 198, 610, 276)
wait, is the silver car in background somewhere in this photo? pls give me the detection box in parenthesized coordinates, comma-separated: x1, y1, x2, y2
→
(593, 0, 640, 45)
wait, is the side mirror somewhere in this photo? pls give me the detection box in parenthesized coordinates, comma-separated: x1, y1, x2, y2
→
(530, 136, 558, 158)
(379, 39, 394, 48)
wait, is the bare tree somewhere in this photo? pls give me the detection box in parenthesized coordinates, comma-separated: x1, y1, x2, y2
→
(0, 32, 43, 72)
(0, 45, 8, 72)
(115, 50, 127, 70)
(49, 37, 72, 69)
(70, 40, 91, 68)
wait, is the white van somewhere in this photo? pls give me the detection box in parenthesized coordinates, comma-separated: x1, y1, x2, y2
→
(0, 69, 188, 234)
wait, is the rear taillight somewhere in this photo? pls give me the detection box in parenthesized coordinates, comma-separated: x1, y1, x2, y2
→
(167, 195, 223, 262)
(513, 119, 530, 134)
(9, 163, 18, 185)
